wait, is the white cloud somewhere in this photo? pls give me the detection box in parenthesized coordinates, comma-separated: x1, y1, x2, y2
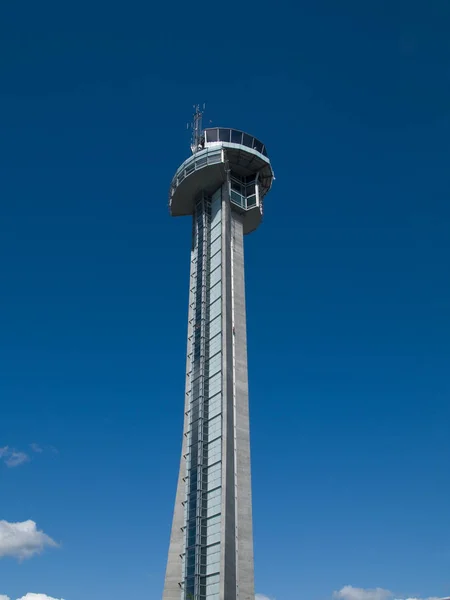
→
(0, 447, 30, 468)
(17, 595, 64, 600)
(0, 520, 58, 560)
(256, 595, 275, 600)
(0, 595, 64, 600)
(334, 586, 447, 600)
(334, 586, 392, 600)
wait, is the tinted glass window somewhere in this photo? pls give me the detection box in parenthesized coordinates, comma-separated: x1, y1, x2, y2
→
(242, 133, 253, 148)
(219, 129, 230, 142)
(253, 139, 264, 153)
(231, 129, 242, 144)
(231, 180, 243, 194)
(206, 129, 218, 142)
(231, 191, 244, 208)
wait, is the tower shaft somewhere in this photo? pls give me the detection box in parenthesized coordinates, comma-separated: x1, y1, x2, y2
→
(163, 183, 254, 600)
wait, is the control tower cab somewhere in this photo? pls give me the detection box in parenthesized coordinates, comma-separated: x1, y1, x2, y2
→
(169, 126, 274, 234)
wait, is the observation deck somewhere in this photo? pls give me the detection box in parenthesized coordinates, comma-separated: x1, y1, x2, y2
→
(169, 127, 274, 235)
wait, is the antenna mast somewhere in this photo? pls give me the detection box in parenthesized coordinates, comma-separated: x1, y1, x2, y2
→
(189, 104, 205, 154)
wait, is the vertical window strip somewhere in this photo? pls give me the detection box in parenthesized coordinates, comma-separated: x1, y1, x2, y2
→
(183, 189, 223, 599)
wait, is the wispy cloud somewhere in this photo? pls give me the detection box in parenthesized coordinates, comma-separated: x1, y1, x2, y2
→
(334, 586, 446, 600)
(0, 443, 56, 468)
(0, 447, 29, 468)
(0, 520, 59, 561)
(30, 444, 43, 454)
(0, 595, 10, 600)
(256, 595, 275, 600)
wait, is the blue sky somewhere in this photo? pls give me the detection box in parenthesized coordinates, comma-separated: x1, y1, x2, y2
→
(1, 0, 449, 599)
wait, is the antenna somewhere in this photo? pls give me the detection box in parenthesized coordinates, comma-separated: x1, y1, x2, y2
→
(189, 103, 205, 154)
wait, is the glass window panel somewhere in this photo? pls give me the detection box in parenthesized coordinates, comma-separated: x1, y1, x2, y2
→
(210, 250, 221, 271)
(207, 475, 221, 491)
(231, 180, 243, 194)
(207, 488, 221, 501)
(231, 129, 243, 144)
(209, 298, 221, 320)
(207, 499, 221, 515)
(207, 415, 222, 440)
(209, 266, 221, 288)
(253, 139, 264, 153)
(218, 129, 230, 142)
(207, 532, 221, 546)
(206, 528, 221, 545)
(246, 183, 255, 196)
(231, 190, 244, 207)
(209, 315, 221, 338)
(206, 544, 221, 574)
(243, 133, 253, 148)
(206, 516, 219, 532)
(210, 222, 221, 244)
(206, 474, 222, 490)
(210, 236, 221, 256)
(206, 585, 220, 596)
(209, 282, 221, 304)
(207, 451, 221, 467)
(208, 332, 221, 357)
(206, 129, 218, 142)
(208, 394, 222, 419)
(211, 186, 221, 202)
(207, 515, 220, 528)
(247, 195, 256, 208)
(205, 461, 221, 479)
(211, 206, 221, 228)
(206, 489, 221, 513)
(211, 192, 221, 223)
(187, 554, 196, 567)
(208, 372, 221, 396)
(207, 438, 221, 458)
(205, 574, 220, 594)
(207, 352, 221, 377)
(207, 391, 221, 409)
(207, 452, 222, 467)
(190, 410, 200, 426)
(207, 434, 221, 451)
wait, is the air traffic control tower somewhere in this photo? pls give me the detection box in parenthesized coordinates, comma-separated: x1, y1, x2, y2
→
(163, 108, 274, 600)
